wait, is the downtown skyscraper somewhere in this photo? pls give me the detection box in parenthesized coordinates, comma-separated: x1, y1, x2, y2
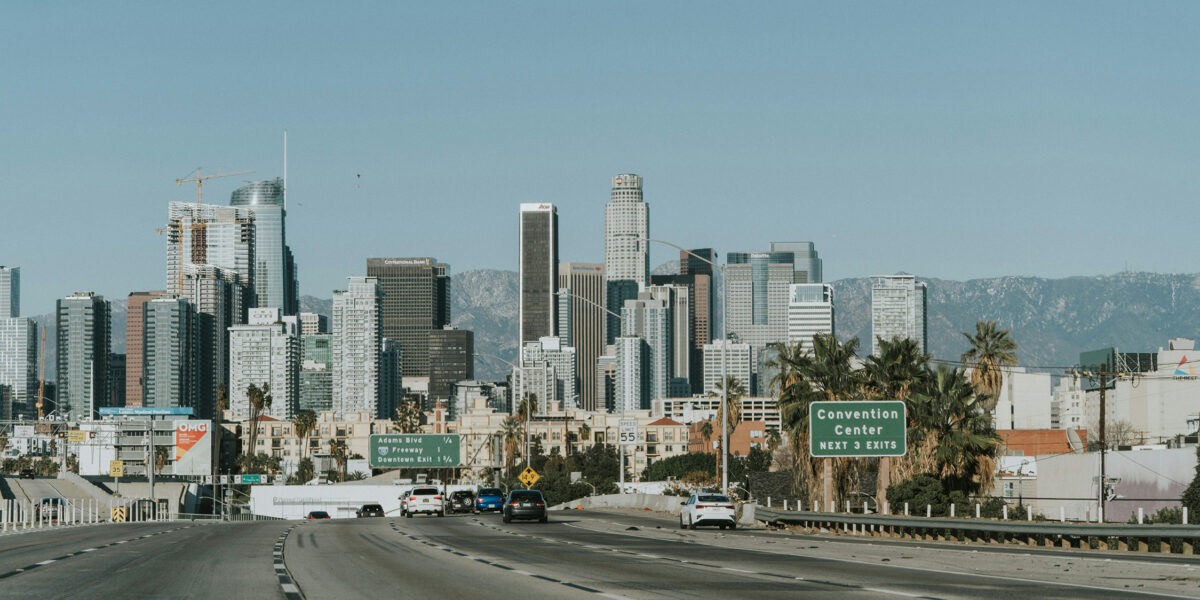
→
(651, 248, 714, 393)
(230, 178, 299, 315)
(365, 257, 450, 379)
(558, 262, 605, 411)
(56, 291, 111, 419)
(332, 277, 382, 418)
(0, 267, 36, 419)
(604, 174, 648, 344)
(0, 266, 18, 318)
(519, 203, 558, 345)
(871, 275, 927, 356)
(142, 296, 197, 413)
(228, 308, 301, 420)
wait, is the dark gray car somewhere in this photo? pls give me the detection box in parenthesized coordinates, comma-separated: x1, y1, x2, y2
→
(502, 490, 547, 523)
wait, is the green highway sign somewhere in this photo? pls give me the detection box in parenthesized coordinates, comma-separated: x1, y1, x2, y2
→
(809, 400, 907, 458)
(370, 434, 461, 468)
(239, 474, 263, 484)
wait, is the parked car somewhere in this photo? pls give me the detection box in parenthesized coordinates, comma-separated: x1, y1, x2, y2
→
(448, 490, 475, 514)
(502, 489, 547, 524)
(474, 487, 505, 513)
(19, 467, 35, 479)
(405, 486, 444, 517)
(306, 510, 331, 520)
(356, 503, 385, 518)
(679, 492, 736, 530)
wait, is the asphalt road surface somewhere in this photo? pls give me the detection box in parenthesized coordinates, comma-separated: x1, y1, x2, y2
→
(1, 508, 1199, 599)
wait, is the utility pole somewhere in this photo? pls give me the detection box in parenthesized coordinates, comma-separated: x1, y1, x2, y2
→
(1098, 362, 1107, 523)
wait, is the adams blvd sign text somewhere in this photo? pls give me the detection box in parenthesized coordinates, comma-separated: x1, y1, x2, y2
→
(369, 434, 461, 468)
(808, 401, 906, 458)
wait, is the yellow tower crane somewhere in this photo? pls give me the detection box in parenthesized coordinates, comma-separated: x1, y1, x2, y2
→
(156, 167, 254, 293)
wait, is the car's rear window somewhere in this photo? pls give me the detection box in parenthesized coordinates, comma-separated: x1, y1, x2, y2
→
(363, 504, 382, 510)
(510, 491, 543, 501)
(698, 495, 730, 503)
(452, 491, 473, 497)
(478, 488, 502, 496)
(413, 487, 439, 495)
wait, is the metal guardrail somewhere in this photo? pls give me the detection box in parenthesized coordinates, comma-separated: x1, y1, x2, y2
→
(755, 506, 1200, 544)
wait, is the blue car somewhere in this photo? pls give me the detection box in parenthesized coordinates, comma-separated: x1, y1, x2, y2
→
(474, 487, 505, 513)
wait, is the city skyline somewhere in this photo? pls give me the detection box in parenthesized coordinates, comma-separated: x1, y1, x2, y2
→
(7, 4, 1200, 314)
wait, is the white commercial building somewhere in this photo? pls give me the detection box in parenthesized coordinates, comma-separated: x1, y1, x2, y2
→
(520, 336, 577, 412)
(1052, 375, 1087, 431)
(332, 277, 382, 418)
(989, 367, 1053, 430)
(1085, 338, 1200, 444)
(228, 308, 301, 420)
(786, 283, 834, 354)
(622, 291, 674, 406)
(604, 174, 649, 343)
(615, 336, 648, 413)
(870, 275, 927, 357)
(702, 340, 752, 397)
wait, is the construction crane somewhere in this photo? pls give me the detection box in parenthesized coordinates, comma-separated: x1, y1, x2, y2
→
(157, 167, 254, 293)
(36, 325, 45, 419)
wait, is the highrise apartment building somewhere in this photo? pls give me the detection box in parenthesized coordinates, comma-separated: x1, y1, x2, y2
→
(787, 284, 834, 355)
(0, 266, 18, 317)
(623, 288, 685, 405)
(520, 336, 577, 412)
(125, 291, 167, 408)
(702, 340, 752, 397)
(604, 174, 648, 343)
(180, 265, 245, 417)
(332, 277, 382, 417)
(228, 308, 301, 420)
(230, 178, 298, 314)
(56, 291, 111, 419)
(519, 204, 558, 345)
(300, 334, 333, 413)
(365, 258, 450, 378)
(558, 262, 605, 411)
(870, 275, 928, 356)
(651, 249, 714, 394)
(614, 336, 648, 413)
(299, 312, 329, 335)
(0, 318, 37, 419)
(428, 327, 473, 405)
(142, 296, 197, 413)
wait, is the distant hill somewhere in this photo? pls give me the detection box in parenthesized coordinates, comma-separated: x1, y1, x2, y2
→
(46, 270, 1200, 384)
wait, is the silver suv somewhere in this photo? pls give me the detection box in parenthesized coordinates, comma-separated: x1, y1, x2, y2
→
(405, 487, 444, 518)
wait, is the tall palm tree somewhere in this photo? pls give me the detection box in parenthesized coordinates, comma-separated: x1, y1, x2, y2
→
(699, 420, 715, 475)
(244, 383, 271, 461)
(577, 422, 591, 452)
(215, 384, 229, 421)
(708, 375, 746, 429)
(517, 393, 538, 426)
(328, 438, 348, 482)
(960, 320, 1019, 412)
(863, 337, 934, 489)
(909, 364, 1001, 493)
(293, 410, 318, 460)
(500, 417, 524, 475)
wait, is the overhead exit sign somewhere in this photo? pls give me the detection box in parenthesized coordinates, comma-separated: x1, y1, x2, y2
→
(809, 401, 906, 458)
(370, 434, 461, 468)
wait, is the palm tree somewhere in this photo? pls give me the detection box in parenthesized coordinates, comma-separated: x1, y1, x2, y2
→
(863, 337, 934, 494)
(392, 401, 423, 433)
(708, 375, 746, 429)
(328, 439, 348, 482)
(517, 392, 538, 426)
(215, 383, 229, 420)
(500, 417, 524, 475)
(153, 446, 169, 475)
(960, 320, 1019, 412)
(909, 364, 1001, 493)
(765, 429, 782, 454)
(293, 410, 318, 460)
(244, 383, 271, 461)
(699, 420, 715, 474)
(577, 422, 591, 452)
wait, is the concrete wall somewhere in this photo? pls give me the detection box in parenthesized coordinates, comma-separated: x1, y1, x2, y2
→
(1028, 447, 1195, 521)
(250, 484, 406, 519)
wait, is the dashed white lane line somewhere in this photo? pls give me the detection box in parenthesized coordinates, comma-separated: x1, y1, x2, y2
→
(35, 560, 55, 566)
(863, 587, 923, 598)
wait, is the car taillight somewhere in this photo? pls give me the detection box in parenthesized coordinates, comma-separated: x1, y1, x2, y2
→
(536, 502, 545, 507)
(508, 501, 518, 506)
(723, 505, 734, 509)
(409, 497, 415, 501)
(697, 505, 709, 509)
(477, 499, 484, 503)
(434, 496, 442, 500)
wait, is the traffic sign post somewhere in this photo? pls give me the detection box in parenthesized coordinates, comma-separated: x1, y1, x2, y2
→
(618, 419, 637, 446)
(809, 400, 906, 512)
(369, 434, 461, 468)
(518, 466, 540, 489)
(109, 460, 124, 477)
(67, 430, 86, 443)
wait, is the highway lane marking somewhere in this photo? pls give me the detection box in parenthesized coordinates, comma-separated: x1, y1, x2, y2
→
(0, 524, 200, 580)
(274, 526, 305, 600)
(564, 520, 1199, 599)
(389, 519, 632, 599)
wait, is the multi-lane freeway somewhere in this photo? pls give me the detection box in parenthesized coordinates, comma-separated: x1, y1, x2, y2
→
(2, 507, 1199, 599)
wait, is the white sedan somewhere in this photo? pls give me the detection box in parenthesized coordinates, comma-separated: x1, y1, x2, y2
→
(679, 492, 736, 530)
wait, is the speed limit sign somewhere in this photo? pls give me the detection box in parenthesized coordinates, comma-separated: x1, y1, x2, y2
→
(618, 419, 638, 446)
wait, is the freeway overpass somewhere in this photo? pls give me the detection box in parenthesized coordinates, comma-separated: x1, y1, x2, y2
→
(0, 507, 1197, 598)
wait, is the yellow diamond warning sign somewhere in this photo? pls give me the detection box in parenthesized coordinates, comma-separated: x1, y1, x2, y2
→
(518, 466, 540, 489)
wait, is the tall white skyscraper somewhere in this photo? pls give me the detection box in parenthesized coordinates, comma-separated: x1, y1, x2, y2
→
(604, 174, 649, 343)
(702, 340, 752, 396)
(228, 307, 301, 420)
(787, 283, 835, 354)
(332, 277, 382, 417)
(725, 252, 794, 351)
(870, 275, 928, 356)
(0, 318, 37, 419)
(166, 203, 256, 299)
(622, 289, 678, 406)
(0, 266, 18, 318)
(615, 336, 647, 413)
(520, 336, 578, 412)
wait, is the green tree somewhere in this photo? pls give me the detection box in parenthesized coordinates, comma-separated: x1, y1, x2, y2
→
(289, 457, 315, 484)
(328, 439, 348, 482)
(500, 417, 524, 475)
(392, 401, 423, 434)
(960, 320, 1019, 412)
(1181, 444, 1200, 518)
(708, 375, 747, 430)
(577, 422, 591, 453)
(909, 364, 1001, 494)
(293, 409, 318, 460)
(244, 382, 271, 461)
(643, 452, 716, 481)
(863, 337, 933, 497)
(215, 383, 229, 420)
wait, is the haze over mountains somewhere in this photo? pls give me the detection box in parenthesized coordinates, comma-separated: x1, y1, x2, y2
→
(35, 270, 1200, 383)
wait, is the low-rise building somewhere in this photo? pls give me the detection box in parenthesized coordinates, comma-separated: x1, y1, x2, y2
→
(687, 420, 769, 456)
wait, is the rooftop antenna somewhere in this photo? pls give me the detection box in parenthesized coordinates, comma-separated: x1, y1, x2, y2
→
(283, 130, 288, 209)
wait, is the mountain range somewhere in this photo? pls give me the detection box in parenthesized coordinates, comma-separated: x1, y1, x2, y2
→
(34, 271, 1200, 383)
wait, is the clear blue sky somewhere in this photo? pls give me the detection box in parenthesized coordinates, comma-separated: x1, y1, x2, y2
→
(3, 2, 1199, 316)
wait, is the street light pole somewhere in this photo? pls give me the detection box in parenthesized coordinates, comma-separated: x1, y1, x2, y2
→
(639, 238, 728, 494)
